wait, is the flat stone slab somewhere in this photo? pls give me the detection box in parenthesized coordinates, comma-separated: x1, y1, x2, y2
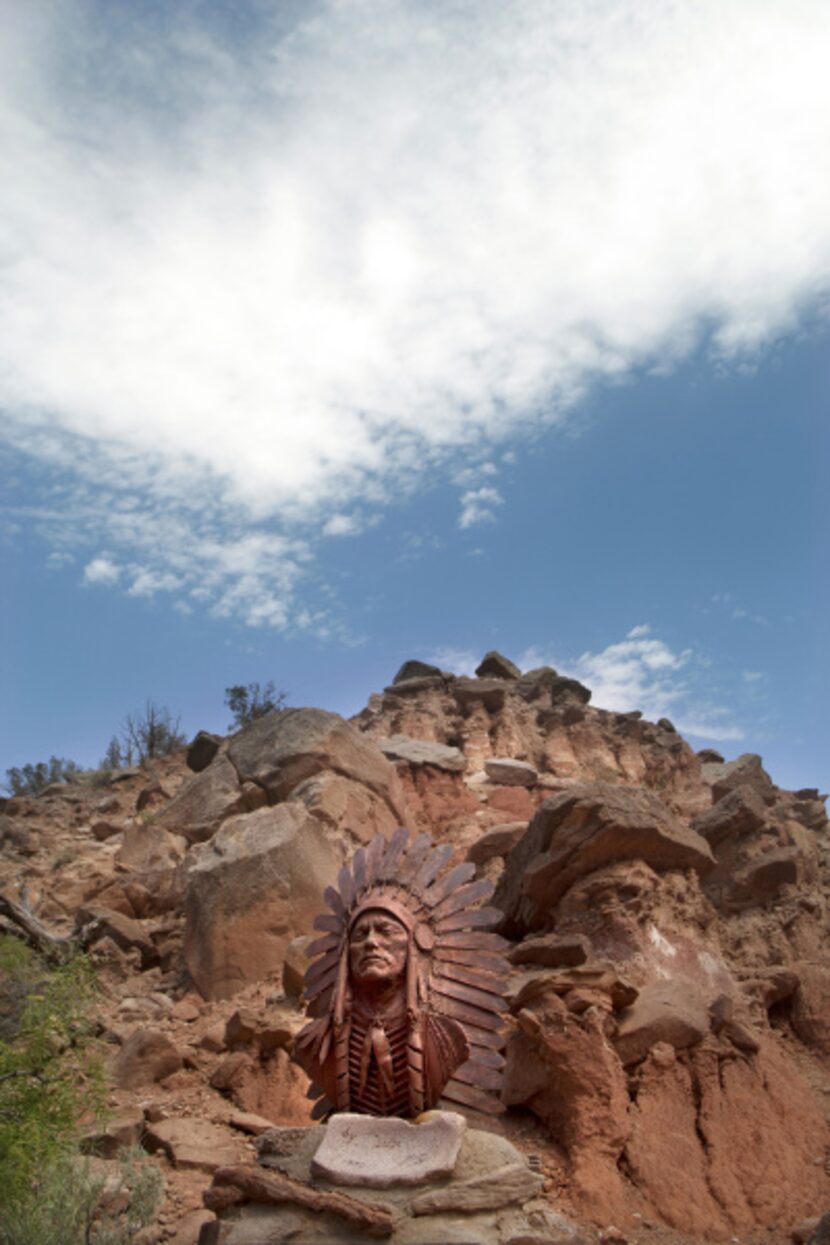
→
(311, 1111, 466, 1188)
(485, 759, 538, 788)
(378, 735, 467, 773)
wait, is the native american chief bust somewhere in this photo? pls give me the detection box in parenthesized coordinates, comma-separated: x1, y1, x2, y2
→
(293, 827, 508, 1118)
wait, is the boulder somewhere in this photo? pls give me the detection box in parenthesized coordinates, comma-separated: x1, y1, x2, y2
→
(135, 781, 168, 813)
(292, 772, 400, 846)
(466, 822, 527, 866)
(187, 730, 223, 773)
(515, 666, 558, 701)
(152, 755, 243, 845)
(495, 784, 715, 935)
(110, 1028, 182, 1088)
(144, 1117, 240, 1172)
(485, 758, 538, 788)
(703, 753, 776, 804)
(691, 784, 767, 846)
(116, 822, 187, 872)
(227, 708, 404, 816)
(392, 660, 442, 684)
(475, 651, 521, 679)
(508, 933, 590, 968)
(76, 904, 156, 967)
(729, 847, 802, 906)
(614, 981, 709, 1066)
(548, 676, 592, 706)
(184, 803, 341, 1000)
(81, 1108, 145, 1157)
(377, 735, 466, 773)
(91, 820, 121, 842)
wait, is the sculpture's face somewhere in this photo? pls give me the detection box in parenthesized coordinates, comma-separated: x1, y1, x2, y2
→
(349, 908, 409, 987)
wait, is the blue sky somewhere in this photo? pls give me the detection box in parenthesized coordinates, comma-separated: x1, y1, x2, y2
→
(1, 1, 828, 796)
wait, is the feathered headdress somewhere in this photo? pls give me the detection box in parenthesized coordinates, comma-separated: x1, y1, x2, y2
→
(293, 826, 508, 1118)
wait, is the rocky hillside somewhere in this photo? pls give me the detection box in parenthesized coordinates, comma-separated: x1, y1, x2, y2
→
(1, 652, 828, 1244)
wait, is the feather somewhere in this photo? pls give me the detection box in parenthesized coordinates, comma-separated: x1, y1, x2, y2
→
(307, 986, 334, 1017)
(313, 912, 344, 934)
(323, 885, 345, 918)
(422, 862, 476, 907)
(306, 933, 340, 959)
(337, 865, 354, 910)
(431, 975, 504, 1013)
(464, 1024, 508, 1051)
(452, 1059, 504, 1091)
(434, 960, 507, 996)
(379, 825, 410, 880)
(364, 833, 386, 888)
(304, 968, 338, 1003)
(352, 847, 367, 895)
(433, 994, 506, 1031)
(411, 843, 454, 894)
(441, 1079, 504, 1115)
(465, 1046, 505, 1070)
(434, 947, 512, 975)
(440, 931, 510, 951)
(429, 878, 495, 922)
(304, 946, 341, 985)
(398, 832, 432, 883)
(436, 906, 501, 933)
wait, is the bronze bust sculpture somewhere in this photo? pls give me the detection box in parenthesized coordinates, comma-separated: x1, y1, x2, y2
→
(294, 827, 508, 1118)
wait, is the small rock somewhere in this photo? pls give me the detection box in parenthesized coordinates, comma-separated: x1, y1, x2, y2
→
(198, 1023, 227, 1053)
(614, 980, 708, 1066)
(476, 651, 521, 680)
(187, 731, 223, 773)
(171, 998, 201, 1022)
(110, 1028, 183, 1088)
(81, 1108, 145, 1157)
(91, 820, 121, 841)
(136, 781, 169, 812)
(144, 1117, 239, 1172)
(392, 659, 443, 684)
(485, 758, 538, 788)
(229, 1110, 276, 1136)
(508, 933, 590, 969)
(467, 822, 527, 866)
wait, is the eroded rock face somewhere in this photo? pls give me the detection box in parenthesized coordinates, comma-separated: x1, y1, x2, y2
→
(184, 803, 341, 1000)
(495, 784, 715, 936)
(227, 708, 405, 816)
(153, 754, 244, 845)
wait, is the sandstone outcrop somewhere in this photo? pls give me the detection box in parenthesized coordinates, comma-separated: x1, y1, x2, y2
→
(2, 653, 827, 1243)
(184, 803, 341, 1000)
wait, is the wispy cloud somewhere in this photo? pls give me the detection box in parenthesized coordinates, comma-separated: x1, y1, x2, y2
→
(459, 486, 504, 529)
(2, 3, 830, 623)
(522, 625, 746, 741)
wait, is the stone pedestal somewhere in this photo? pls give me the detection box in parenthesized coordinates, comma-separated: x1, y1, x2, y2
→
(199, 1112, 582, 1245)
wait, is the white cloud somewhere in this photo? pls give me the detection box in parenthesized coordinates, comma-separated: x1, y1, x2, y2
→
(459, 486, 504, 529)
(323, 514, 360, 537)
(521, 628, 745, 741)
(2, 3, 830, 621)
(424, 647, 479, 677)
(83, 555, 120, 585)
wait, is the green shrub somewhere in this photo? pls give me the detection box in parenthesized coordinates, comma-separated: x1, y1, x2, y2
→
(0, 938, 162, 1244)
(3, 758, 81, 797)
(224, 680, 286, 730)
